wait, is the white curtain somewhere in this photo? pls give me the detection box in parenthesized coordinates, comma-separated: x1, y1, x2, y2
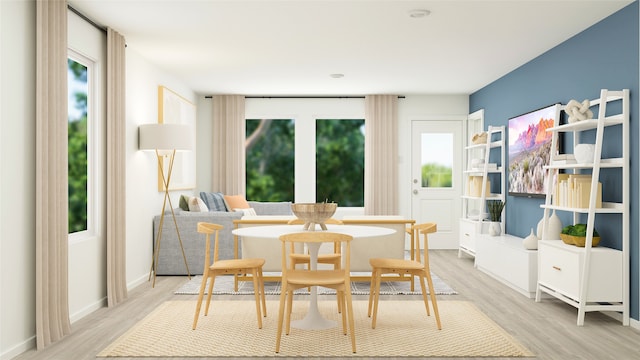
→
(364, 95, 399, 215)
(106, 27, 128, 307)
(35, 0, 71, 348)
(211, 95, 246, 194)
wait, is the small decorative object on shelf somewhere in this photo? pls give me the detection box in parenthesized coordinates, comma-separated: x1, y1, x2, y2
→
(471, 132, 487, 144)
(574, 143, 595, 163)
(290, 202, 337, 231)
(565, 99, 593, 123)
(523, 228, 539, 250)
(560, 224, 600, 247)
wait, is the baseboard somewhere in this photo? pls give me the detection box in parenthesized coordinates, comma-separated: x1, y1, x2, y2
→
(0, 335, 35, 360)
(70, 297, 107, 324)
(128, 272, 150, 290)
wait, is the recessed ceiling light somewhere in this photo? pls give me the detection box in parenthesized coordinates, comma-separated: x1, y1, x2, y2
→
(330, 73, 344, 79)
(408, 9, 431, 18)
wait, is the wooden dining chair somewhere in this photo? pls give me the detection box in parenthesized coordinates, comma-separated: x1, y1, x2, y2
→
(275, 231, 356, 353)
(192, 222, 267, 330)
(368, 222, 442, 330)
(287, 217, 344, 270)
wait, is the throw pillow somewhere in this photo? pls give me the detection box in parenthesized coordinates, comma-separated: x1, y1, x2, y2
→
(199, 191, 228, 211)
(233, 207, 257, 216)
(188, 196, 209, 212)
(178, 194, 190, 211)
(225, 194, 250, 209)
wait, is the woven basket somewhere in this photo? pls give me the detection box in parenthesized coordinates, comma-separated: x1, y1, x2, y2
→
(560, 233, 600, 247)
(471, 132, 488, 144)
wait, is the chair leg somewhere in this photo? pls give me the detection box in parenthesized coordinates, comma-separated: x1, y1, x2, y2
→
(425, 272, 442, 330)
(204, 275, 216, 316)
(418, 275, 431, 316)
(192, 274, 209, 330)
(345, 287, 357, 353)
(367, 268, 376, 317)
(335, 260, 342, 314)
(285, 288, 294, 335)
(251, 269, 263, 329)
(338, 290, 347, 335)
(371, 271, 383, 329)
(275, 287, 288, 353)
(258, 268, 267, 317)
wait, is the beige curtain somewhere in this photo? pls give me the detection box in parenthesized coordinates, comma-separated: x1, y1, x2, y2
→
(106, 28, 128, 306)
(364, 95, 399, 215)
(35, 0, 71, 349)
(211, 95, 246, 194)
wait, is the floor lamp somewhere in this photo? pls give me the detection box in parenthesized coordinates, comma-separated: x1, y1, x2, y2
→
(139, 123, 193, 287)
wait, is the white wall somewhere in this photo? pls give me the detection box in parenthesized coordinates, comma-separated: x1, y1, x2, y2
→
(125, 49, 196, 289)
(1, 1, 36, 358)
(0, 4, 197, 356)
(397, 95, 469, 218)
(196, 95, 469, 217)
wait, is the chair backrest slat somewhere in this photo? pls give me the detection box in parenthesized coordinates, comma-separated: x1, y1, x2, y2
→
(411, 222, 437, 268)
(280, 232, 352, 275)
(197, 222, 224, 268)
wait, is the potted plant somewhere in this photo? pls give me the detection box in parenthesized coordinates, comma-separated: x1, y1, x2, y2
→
(487, 200, 505, 236)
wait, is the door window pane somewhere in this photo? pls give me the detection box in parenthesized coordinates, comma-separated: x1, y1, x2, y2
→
(68, 58, 88, 233)
(246, 119, 295, 201)
(421, 133, 453, 188)
(316, 119, 365, 206)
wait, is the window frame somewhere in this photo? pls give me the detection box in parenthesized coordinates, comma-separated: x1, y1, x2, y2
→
(67, 50, 99, 243)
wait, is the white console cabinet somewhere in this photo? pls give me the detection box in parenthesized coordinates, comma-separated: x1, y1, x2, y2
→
(537, 240, 622, 303)
(475, 234, 538, 298)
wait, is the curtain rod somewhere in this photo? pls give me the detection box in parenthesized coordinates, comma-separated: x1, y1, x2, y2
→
(205, 95, 405, 99)
(68, 4, 107, 33)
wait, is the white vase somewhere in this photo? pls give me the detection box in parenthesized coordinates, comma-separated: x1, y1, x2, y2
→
(488, 221, 501, 236)
(547, 210, 562, 239)
(574, 143, 595, 164)
(536, 210, 563, 240)
(523, 228, 538, 250)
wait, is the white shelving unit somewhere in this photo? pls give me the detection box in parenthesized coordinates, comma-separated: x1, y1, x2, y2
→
(535, 89, 629, 326)
(459, 124, 506, 259)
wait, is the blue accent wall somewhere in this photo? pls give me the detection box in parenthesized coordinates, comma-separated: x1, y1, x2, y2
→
(470, 2, 639, 321)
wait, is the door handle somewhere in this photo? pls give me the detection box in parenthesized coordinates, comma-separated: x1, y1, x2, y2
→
(413, 190, 418, 195)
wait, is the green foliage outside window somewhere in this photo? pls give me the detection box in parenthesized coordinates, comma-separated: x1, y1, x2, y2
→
(421, 163, 452, 188)
(316, 119, 364, 206)
(246, 119, 295, 201)
(68, 59, 88, 233)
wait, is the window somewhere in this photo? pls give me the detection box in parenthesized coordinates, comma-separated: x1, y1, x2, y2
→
(316, 119, 364, 206)
(68, 57, 89, 233)
(246, 119, 295, 201)
(420, 133, 453, 188)
(245, 118, 365, 206)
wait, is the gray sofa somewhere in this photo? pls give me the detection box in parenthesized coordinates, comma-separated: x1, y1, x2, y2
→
(152, 201, 292, 275)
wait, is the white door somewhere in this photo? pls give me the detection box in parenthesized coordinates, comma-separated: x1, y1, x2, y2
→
(411, 120, 463, 249)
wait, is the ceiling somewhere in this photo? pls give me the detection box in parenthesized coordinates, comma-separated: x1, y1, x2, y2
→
(69, 0, 633, 96)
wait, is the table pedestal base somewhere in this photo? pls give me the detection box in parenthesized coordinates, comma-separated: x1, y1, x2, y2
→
(291, 305, 336, 330)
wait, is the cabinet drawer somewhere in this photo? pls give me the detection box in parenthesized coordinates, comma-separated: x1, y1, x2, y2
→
(538, 244, 580, 299)
(538, 240, 623, 302)
(459, 220, 477, 251)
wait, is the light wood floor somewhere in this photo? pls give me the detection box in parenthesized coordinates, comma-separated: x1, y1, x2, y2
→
(13, 250, 640, 360)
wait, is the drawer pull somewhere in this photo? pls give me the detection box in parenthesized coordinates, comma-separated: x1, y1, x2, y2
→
(552, 266, 562, 271)
(464, 233, 470, 237)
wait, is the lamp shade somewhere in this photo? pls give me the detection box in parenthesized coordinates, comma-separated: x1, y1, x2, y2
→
(138, 123, 193, 151)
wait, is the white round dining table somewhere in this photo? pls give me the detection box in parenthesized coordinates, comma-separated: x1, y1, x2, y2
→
(231, 224, 395, 330)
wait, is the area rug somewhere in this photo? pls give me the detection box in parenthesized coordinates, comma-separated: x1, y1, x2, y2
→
(174, 273, 457, 295)
(97, 300, 533, 358)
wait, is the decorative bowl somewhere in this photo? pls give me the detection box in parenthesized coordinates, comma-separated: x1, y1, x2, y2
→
(560, 233, 600, 247)
(574, 143, 595, 164)
(290, 203, 337, 230)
